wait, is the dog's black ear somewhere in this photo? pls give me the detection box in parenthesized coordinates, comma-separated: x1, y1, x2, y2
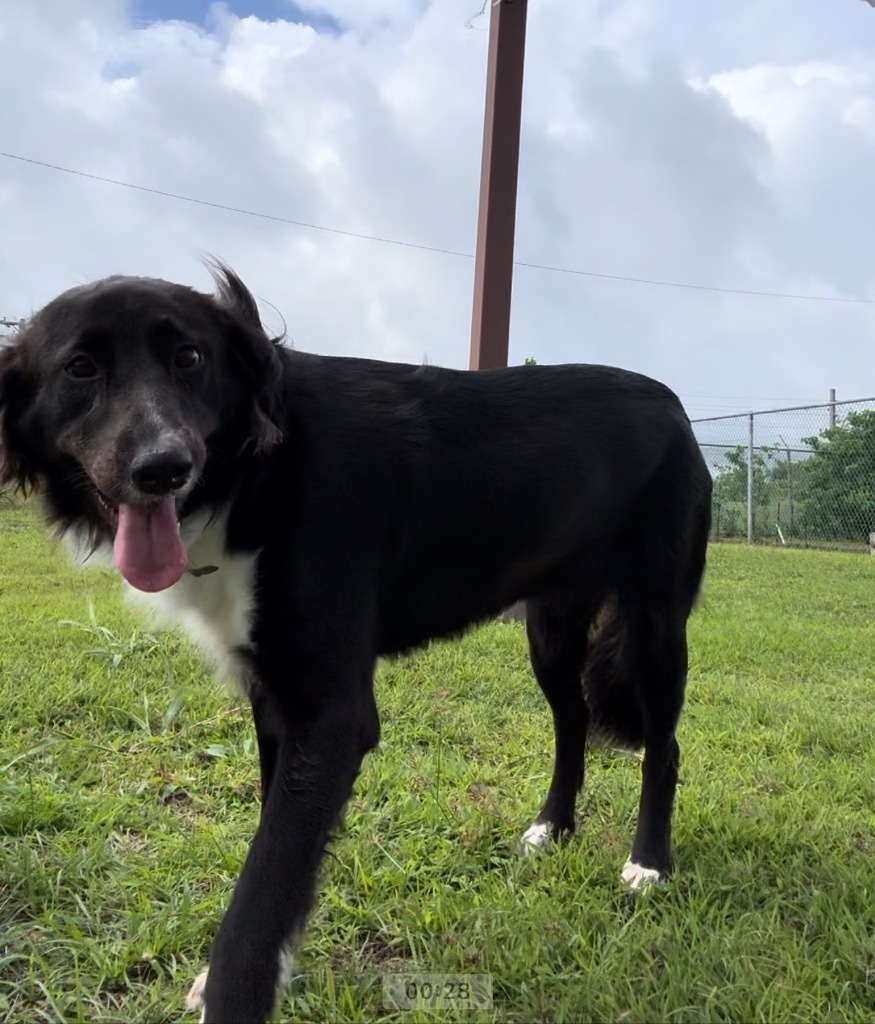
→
(207, 260, 284, 454)
(0, 337, 35, 493)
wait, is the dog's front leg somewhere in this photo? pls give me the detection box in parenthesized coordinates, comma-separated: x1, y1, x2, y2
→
(249, 678, 283, 815)
(199, 673, 380, 1024)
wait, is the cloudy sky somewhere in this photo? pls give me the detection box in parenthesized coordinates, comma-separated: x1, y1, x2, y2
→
(2, 0, 875, 419)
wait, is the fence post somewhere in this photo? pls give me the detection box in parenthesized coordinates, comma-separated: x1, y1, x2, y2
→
(747, 411, 754, 543)
(786, 445, 793, 535)
(829, 388, 836, 429)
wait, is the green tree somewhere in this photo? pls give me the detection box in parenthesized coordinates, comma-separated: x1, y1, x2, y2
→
(798, 409, 875, 541)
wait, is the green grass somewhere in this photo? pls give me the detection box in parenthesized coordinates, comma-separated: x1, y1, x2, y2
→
(1, 502, 874, 1023)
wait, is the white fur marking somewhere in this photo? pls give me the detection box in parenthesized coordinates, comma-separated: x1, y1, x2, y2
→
(64, 525, 114, 569)
(185, 951, 294, 1020)
(124, 509, 258, 694)
(520, 821, 553, 856)
(276, 949, 295, 997)
(621, 859, 663, 890)
(185, 968, 208, 1021)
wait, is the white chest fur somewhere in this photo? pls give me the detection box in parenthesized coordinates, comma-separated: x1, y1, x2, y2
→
(124, 510, 258, 693)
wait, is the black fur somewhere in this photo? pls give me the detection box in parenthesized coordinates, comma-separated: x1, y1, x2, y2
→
(0, 265, 711, 1023)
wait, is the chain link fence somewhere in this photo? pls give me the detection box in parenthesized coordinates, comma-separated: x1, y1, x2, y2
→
(0, 320, 24, 508)
(0, 318, 25, 337)
(692, 397, 875, 552)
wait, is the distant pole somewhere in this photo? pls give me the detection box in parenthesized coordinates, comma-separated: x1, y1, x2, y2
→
(747, 412, 755, 544)
(786, 445, 793, 536)
(469, 0, 529, 371)
(829, 388, 836, 429)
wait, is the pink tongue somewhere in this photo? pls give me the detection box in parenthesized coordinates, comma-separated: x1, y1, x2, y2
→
(113, 497, 188, 592)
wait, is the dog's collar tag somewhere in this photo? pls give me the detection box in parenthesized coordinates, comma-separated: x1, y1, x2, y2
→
(188, 564, 219, 577)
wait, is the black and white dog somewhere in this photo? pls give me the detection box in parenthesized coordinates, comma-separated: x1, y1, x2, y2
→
(0, 265, 711, 1023)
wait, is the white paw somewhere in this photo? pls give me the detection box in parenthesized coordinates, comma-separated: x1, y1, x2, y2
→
(186, 967, 208, 1021)
(185, 953, 293, 1021)
(276, 949, 295, 994)
(519, 821, 553, 857)
(621, 859, 664, 891)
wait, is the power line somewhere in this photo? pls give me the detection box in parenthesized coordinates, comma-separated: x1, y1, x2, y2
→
(0, 151, 472, 257)
(682, 393, 821, 401)
(2, 149, 875, 306)
(514, 267, 875, 304)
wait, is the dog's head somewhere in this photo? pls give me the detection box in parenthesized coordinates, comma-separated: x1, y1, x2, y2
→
(0, 263, 283, 592)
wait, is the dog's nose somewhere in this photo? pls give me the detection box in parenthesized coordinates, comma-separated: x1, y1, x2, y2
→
(131, 444, 194, 496)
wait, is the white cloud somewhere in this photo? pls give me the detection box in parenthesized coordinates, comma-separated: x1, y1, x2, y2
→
(2, 0, 875, 417)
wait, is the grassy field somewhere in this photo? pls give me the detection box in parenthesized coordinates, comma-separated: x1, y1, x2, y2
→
(1, 501, 874, 1024)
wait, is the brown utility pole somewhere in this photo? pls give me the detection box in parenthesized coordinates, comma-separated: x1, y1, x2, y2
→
(469, 0, 529, 370)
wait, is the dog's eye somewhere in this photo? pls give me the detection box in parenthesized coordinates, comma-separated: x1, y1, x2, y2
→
(65, 354, 98, 380)
(174, 345, 201, 370)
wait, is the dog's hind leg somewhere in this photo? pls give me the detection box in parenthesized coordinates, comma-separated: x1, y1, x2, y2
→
(520, 595, 597, 855)
(613, 441, 709, 890)
(619, 607, 689, 890)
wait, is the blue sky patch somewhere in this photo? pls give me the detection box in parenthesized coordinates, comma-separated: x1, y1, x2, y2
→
(103, 59, 141, 81)
(129, 0, 342, 35)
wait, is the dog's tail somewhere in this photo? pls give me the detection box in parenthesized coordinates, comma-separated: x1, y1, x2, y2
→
(582, 600, 646, 751)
